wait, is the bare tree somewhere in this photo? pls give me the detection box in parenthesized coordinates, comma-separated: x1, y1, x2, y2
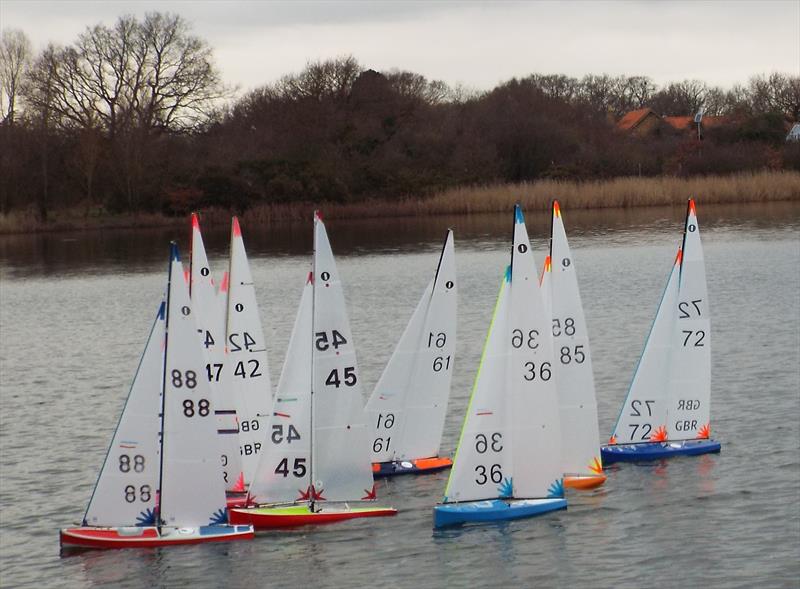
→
(747, 73, 800, 121)
(277, 56, 362, 102)
(0, 29, 32, 125)
(651, 80, 708, 116)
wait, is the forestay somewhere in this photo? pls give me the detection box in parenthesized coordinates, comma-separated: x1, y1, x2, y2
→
(83, 302, 165, 527)
(610, 250, 680, 444)
(548, 202, 602, 476)
(311, 213, 375, 502)
(366, 230, 457, 463)
(225, 218, 272, 485)
(191, 214, 243, 492)
(247, 279, 313, 504)
(160, 245, 228, 527)
(666, 200, 711, 440)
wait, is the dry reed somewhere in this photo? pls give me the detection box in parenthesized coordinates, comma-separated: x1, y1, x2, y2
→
(2, 170, 798, 234)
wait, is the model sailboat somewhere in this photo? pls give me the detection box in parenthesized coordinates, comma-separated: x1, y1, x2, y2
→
(229, 212, 397, 528)
(602, 199, 721, 462)
(365, 230, 457, 477)
(60, 244, 254, 549)
(225, 218, 272, 487)
(434, 206, 566, 528)
(545, 202, 605, 488)
(190, 214, 244, 494)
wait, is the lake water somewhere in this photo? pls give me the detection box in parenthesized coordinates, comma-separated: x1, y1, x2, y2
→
(1, 202, 798, 588)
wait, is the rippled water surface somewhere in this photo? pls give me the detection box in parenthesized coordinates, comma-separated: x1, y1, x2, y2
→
(1, 202, 799, 588)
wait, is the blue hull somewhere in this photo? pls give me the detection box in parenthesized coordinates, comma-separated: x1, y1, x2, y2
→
(433, 498, 567, 528)
(601, 439, 721, 464)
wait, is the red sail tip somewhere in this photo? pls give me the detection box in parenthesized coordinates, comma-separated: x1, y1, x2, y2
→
(220, 271, 229, 293)
(191, 212, 200, 230)
(306, 271, 314, 284)
(688, 198, 697, 215)
(314, 210, 323, 221)
(232, 216, 242, 237)
(675, 248, 683, 265)
(361, 484, 377, 501)
(553, 201, 561, 217)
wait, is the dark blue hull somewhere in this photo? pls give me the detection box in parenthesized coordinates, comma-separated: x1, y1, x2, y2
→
(601, 439, 721, 464)
(373, 458, 452, 478)
(433, 498, 567, 528)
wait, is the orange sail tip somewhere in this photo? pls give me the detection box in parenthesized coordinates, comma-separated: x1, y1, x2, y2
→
(608, 435, 617, 445)
(220, 271, 229, 293)
(696, 423, 711, 439)
(651, 426, 668, 442)
(688, 198, 697, 215)
(589, 456, 604, 475)
(675, 248, 683, 265)
(191, 212, 200, 230)
(544, 255, 552, 272)
(553, 200, 561, 217)
(232, 216, 242, 237)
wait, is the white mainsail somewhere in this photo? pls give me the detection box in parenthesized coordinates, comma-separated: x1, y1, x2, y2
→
(508, 207, 562, 499)
(366, 230, 457, 463)
(225, 217, 272, 485)
(83, 302, 165, 527)
(548, 202, 602, 476)
(666, 200, 711, 440)
(610, 250, 681, 444)
(190, 214, 243, 491)
(160, 245, 228, 527)
(247, 278, 313, 504)
(311, 213, 375, 502)
(444, 206, 562, 503)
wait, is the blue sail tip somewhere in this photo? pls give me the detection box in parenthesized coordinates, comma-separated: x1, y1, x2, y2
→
(514, 204, 524, 224)
(504, 265, 512, 282)
(157, 300, 166, 320)
(170, 242, 180, 262)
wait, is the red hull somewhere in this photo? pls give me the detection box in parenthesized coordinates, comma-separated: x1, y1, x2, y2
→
(60, 526, 254, 550)
(229, 507, 398, 529)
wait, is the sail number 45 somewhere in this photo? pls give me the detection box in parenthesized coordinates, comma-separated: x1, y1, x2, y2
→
(274, 458, 306, 477)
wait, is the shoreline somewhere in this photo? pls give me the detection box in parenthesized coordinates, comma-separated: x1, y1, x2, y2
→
(1, 170, 798, 235)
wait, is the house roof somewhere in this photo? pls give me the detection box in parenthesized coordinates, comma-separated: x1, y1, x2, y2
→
(664, 115, 730, 130)
(616, 108, 657, 131)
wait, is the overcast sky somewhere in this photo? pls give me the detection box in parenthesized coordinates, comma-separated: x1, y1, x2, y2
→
(2, 0, 798, 95)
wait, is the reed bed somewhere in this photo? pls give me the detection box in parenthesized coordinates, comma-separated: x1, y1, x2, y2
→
(2, 170, 798, 234)
(241, 170, 800, 224)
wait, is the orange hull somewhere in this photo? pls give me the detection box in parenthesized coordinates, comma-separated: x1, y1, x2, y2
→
(563, 474, 607, 490)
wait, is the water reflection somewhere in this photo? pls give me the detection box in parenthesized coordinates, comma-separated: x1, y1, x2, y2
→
(1, 201, 797, 279)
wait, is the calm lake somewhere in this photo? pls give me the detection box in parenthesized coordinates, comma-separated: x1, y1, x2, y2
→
(1, 202, 798, 588)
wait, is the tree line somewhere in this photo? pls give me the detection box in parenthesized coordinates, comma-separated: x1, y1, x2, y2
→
(1, 13, 798, 221)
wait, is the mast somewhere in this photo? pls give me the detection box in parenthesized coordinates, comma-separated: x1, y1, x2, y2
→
(309, 212, 317, 511)
(157, 243, 176, 530)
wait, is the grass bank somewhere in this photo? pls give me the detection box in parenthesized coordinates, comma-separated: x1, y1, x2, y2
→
(2, 170, 799, 234)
